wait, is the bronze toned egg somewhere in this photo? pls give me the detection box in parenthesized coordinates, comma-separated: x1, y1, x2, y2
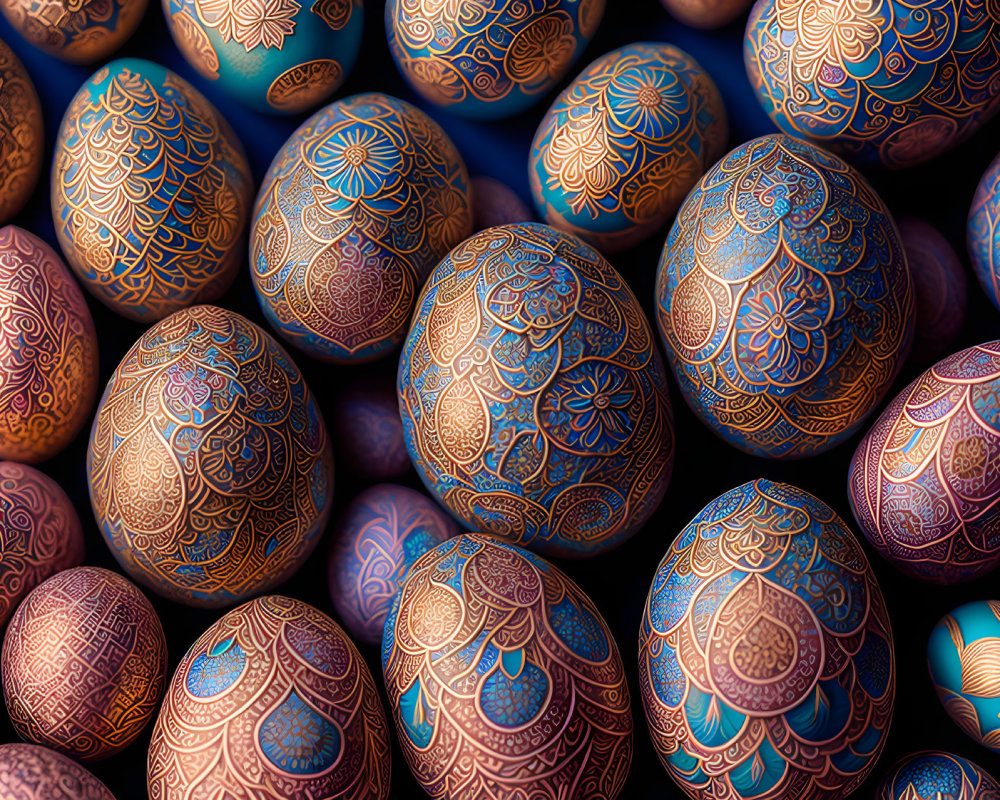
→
(0, 743, 114, 799)
(0, 40, 41, 224)
(660, 0, 752, 29)
(0, 0, 146, 62)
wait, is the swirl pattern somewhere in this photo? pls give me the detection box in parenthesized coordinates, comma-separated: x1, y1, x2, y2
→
(382, 533, 632, 799)
(879, 751, 1000, 800)
(530, 41, 727, 253)
(88, 305, 333, 607)
(399, 222, 674, 557)
(745, 0, 1000, 169)
(0, 41, 41, 224)
(655, 134, 913, 459)
(53, 58, 253, 323)
(0, 744, 114, 799)
(969, 150, 1000, 312)
(639, 479, 895, 800)
(0, 0, 146, 62)
(148, 595, 392, 800)
(2, 566, 168, 762)
(251, 92, 472, 363)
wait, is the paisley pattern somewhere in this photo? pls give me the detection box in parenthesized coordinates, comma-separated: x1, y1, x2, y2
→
(251, 92, 472, 363)
(929, 600, 1000, 752)
(0, 0, 147, 62)
(0, 42, 42, 224)
(0, 227, 98, 463)
(332, 372, 411, 480)
(399, 222, 674, 557)
(1, 567, 168, 762)
(849, 341, 1000, 583)
(472, 175, 532, 231)
(0, 462, 85, 627)
(382, 533, 632, 799)
(656, 134, 913, 458)
(328, 483, 457, 645)
(745, 0, 1000, 169)
(52, 59, 252, 323)
(969, 150, 1000, 312)
(639, 479, 895, 800)
(386, 0, 605, 118)
(0, 744, 114, 799)
(87, 305, 334, 607)
(148, 595, 391, 800)
(879, 751, 1000, 800)
(530, 41, 727, 253)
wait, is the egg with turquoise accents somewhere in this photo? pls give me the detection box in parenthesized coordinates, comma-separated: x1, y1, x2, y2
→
(969, 151, 1000, 313)
(878, 751, 1000, 800)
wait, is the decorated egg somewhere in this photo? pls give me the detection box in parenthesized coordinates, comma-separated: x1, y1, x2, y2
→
(383, 533, 632, 798)
(148, 595, 391, 799)
(0, 40, 41, 223)
(328, 483, 457, 645)
(878, 751, 1000, 800)
(331, 371, 410, 481)
(251, 92, 472, 364)
(530, 41, 727, 253)
(969, 151, 1000, 312)
(0, 462, 85, 626)
(52, 58, 253, 323)
(0, 0, 146, 62)
(849, 341, 1000, 583)
(399, 222, 674, 558)
(163, 0, 362, 114)
(2, 566, 167, 762)
(0, 226, 98, 463)
(898, 217, 967, 365)
(929, 600, 1000, 752)
(0, 744, 114, 799)
(656, 134, 913, 458)
(660, 0, 753, 29)
(472, 175, 531, 231)
(386, 0, 605, 119)
(639, 479, 895, 800)
(88, 305, 333, 607)
(745, 0, 1000, 169)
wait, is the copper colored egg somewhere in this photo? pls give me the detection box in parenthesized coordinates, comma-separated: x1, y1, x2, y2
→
(0, 743, 114, 799)
(2, 566, 168, 762)
(0, 226, 98, 462)
(471, 176, 531, 231)
(0, 40, 41, 224)
(0, 462, 84, 627)
(660, 0, 752, 29)
(148, 595, 391, 800)
(331, 371, 411, 481)
(0, 0, 146, 62)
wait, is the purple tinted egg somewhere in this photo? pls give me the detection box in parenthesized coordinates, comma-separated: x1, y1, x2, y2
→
(332, 372, 411, 481)
(471, 176, 532, 231)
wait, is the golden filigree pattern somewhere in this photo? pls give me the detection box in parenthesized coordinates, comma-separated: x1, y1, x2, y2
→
(0, 41, 41, 223)
(267, 58, 343, 111)
(879, 751, 1000, 800)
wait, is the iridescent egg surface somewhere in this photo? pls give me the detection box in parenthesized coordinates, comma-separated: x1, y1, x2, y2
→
(53, 58, 253, 323)
(385, 0, 605, 119)
(0, 0, 146, 62)
(660, 0, 752, 29)
(472, 175, 531, 231)
(88, 305, 333, 607)
(849, 341, 1000, 584)
(745, 0, 1000, 169)
(399, 222, 674, 558)
(655, 134, 913, 458)
(383, 533, 633, 799)
(878, 751, 1000, 800)
(929, 600, 1000, 752)
(163, 0, 363, 114)
(148, 595, 391, 800)
(331, 372, 411, 481)
(0, 40, 41, 224)
(328, 483, 457, 645)
(969, 151, 1000, 312)
(0, 744, 114, 799)
(530, 41, 727, 253)
(0, 226, 98, 463)
(639, 479, 895, 800)
(2, 566, 167, 762)
(251, 92, 472, 363)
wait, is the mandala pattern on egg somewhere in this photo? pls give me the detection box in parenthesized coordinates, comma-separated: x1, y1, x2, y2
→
(0, 41, 41, 223)
(969, 151, 1000, 312)
(639, 479, 895, 800)
(0, 0, 147, 62)
(879, 751, 1000, 800)
(87, 305, 333, 607)
(0, 744, 114, 800)
(382, 533, 632, 799)
(656, 134, 913, 458)
(251, 92, 472, 363)
(398, 222, 674, 557)
(745, 0, 1000, 169)
(148, 595, 391, 800)
(53, 59, 252, 322)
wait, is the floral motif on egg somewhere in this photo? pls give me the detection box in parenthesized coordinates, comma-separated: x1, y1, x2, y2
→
(398, 222, 674, 557)
(52, 59, 253, 323)
(87, 305, 333, 607)
(878, 751, 1000, 800)
(382, 533, 632, 799)
(745, 0, 1000, 168)
(656, 134, 913, 458)
(639, 479, 895, 800)
(148, 595, 391, 800)
(0, 743, 114, 799)
(969, 150, 1000, 312)
(0, 41, 42, 224)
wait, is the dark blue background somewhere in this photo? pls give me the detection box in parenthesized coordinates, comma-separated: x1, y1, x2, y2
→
(2, 1, 1000, 797)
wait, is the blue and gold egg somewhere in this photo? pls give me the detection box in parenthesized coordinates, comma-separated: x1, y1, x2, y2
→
(148, 595, 391, 799)
(382, 533, 632, 798)
(398, 222, 674, 558)
(656, 134, 913, 458)
(530, 41, 727, 253)
(640, 479, 896, 800)
(969, 151, 1000, 312)
(878, 751, 1000, 800)
(929, 600, 1000, 753)
(163, 0, 363, 114)
(385, 0, 605, 119)
(745, 0, 1000, 169)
